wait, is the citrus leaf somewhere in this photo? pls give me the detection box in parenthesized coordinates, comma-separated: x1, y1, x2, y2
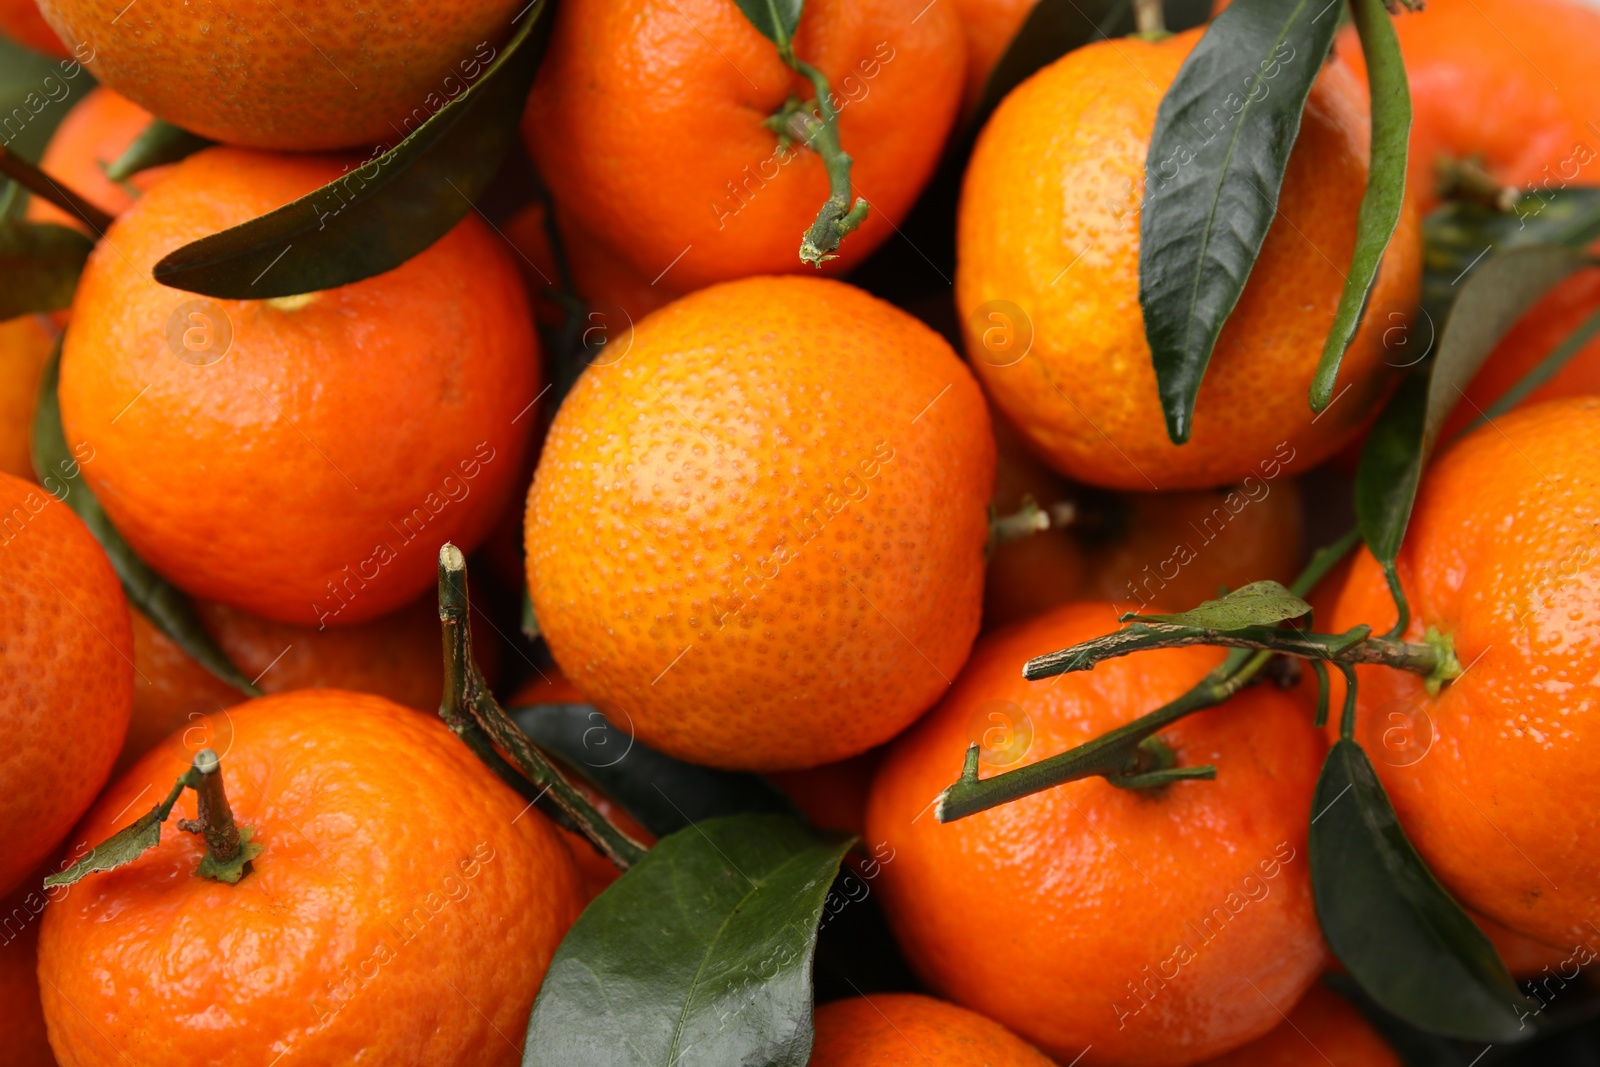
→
(1355, 245, 1588, 619)
(524, 814, 852, 1067)
(106, 119, 212, 182)
(1423, 187, 1600, 324)
(151, 2, 550, 299)
(969, 0, 1131, 132)
(41, 807, 164, 889)
(1140, 0, 1342, 443)
(1129, 579, 1311, 629)
(1309, 0, 1410, 411)
(512, 703, 796, 838)
(733, 0, 803, 48)
(1310, 740, 1533, 1040)
(0, 219, 92, 318)
(31, 345, 260, 696)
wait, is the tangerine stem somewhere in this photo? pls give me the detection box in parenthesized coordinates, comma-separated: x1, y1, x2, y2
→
(1132, 0, 1167, 36)
(777, 54, 869, 267)
(187, 749, 241, 862)
(0, 144, 114, 233)
(436, 544, 648, 870)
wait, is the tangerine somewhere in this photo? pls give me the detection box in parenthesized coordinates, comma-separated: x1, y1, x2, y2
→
(37, 689, 584, 1066)
(35, 0, 527, 150)
(119, 591, 489, 772)
(809, 993, 1055, 1066)
(1334, 0, 1600, 213)
(522, 0, 966, 291)
(0, 470, 132, 897)
(527, 275, 993, 772)
(0, 877, 58, 1067)
(0, 0, 65, 57)
(57, 146, 539, 628)
(27, 86, 157, 232)
(867, 601, 1327, 1065)
(1194, 983, 1399, 1067)
(950, 0, 1035, 115)
(0, 315, 53, 480)
(1326, 398, 1600, 947)
(957, 30, 1421, 489)
(1439, 269, 1600, 443)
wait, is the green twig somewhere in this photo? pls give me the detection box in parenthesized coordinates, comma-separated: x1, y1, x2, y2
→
(437, 544, 648, 870)
(774, 53, 868, 266)
(932, 530, 1371, 824)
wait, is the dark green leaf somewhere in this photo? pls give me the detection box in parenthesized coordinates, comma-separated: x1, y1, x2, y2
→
(733, 0, 803, 48)
(152, 2, 551, 299)
(0, 220, 91, 318)
(42, 808, 164, 888)
(31, 344, 259, 696)
(1310, 740, 1533, 1040)
(969, 0, 1131, 131)
(1310, 0, 1410, 411)
(1139, 0, 1341, 443)
(106, 119, 212, 182)
(524, 815, 851, 1067)
(1355, 246, 1588, 582)
(1423, 187, 1600, 324)
(1130, 579, 1310, 629)
(512, 703, 796, 838)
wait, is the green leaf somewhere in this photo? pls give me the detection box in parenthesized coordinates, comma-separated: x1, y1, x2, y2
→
(1423, 187, 1600, 324)
(732, 0, 803, 48)
(0, 220, 92, 319)
(1355, 245, 1588, 617)
(31, 344, 260, 696)
(42, 807, 164, 888)
(1130, 579, 1311, 629)
(106, 119, 212, 182)
(969, 0, 1131, 132)
(1310, 740, 1533, 1040)
(1309, 0, 1410, 411)
(524, 815, 852, 1067)
(511, 703, 796, 838)
(1139, 0, 1341, 443)
(151, 2, 551, 299)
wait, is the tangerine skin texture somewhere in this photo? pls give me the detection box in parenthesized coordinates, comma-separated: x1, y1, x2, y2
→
(1194, 984, 1400, 1067)
(957, 31, 1421, 490)
(37, 690, 585, 1067)
(809, 993, 1056, 1066)
(867, 602, 1328, 1066)
(1335, 0, 1600, 214)
(527, 276, 994, 772)
(0, 472, 133, 898)
(58, 147, 539, 628)
(1326, 398, 1600, 948)
(522, 0, 965, 292)
(35, 0, 524, 150)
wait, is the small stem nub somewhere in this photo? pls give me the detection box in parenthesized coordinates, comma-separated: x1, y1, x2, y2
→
(1133, 0, 1167, 36)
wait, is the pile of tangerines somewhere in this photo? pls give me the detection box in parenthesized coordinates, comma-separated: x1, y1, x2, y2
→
(1, 0, 1597, 1063)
